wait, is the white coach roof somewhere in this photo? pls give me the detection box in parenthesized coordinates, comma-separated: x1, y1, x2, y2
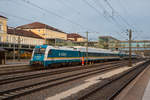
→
(47, 46, 119, 54)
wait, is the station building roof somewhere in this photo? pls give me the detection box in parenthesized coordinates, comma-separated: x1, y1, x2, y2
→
(0, 15, 8, 19)
(7, 28, 44, 39)
(67, 33, 85, 38)
(17, 22, 66, 34)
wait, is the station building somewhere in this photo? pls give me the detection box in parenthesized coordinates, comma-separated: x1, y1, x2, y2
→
(0, 15, 45, 59)
(7, 27, 44, 46)
(2, 27, 44, 59)
(17, 22, 68, 46)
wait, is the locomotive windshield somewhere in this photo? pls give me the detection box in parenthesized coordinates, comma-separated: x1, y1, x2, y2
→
(34, 48, 46, 54)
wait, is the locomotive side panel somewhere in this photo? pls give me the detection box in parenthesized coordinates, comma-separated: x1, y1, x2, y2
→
(45, 49, 81, 67)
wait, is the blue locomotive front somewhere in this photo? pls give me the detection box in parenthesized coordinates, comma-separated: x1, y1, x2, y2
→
(30, 45, 47, 66)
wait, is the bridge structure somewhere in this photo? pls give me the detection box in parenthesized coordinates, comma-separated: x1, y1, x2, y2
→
(117, 40, 150, 57)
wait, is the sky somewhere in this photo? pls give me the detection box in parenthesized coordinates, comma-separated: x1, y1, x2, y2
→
(0, 0, 150, 41)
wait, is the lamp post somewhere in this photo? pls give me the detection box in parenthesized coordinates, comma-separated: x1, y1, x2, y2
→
(18, 34, 21, 61)
(86, 31, 88, 65)
(13, 28, 16, 61)
(128, 29, 132, 67)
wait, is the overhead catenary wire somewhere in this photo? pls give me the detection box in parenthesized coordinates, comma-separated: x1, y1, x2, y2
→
(0, 11, 33, 22)
(20, 0, 96, 32)
(83, 0, 126, 31)
(104, 0, 146, 41)
(103, 0, 133, 29)
(95, 0, 127, 30)
(95, 0, 137, 40)
(82, 0, 127, 40)
(116, 0, 144, 40)
(0, 0, 73, 33)
(55, 0, 92, 34)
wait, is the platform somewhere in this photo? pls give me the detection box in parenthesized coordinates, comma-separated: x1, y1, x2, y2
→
(114, 64, 150, 100)
(0, 59, 29, 67)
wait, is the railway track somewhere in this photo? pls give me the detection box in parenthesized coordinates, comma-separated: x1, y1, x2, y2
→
(0, 66, 43, 76)
(0, 60, 141, 100)
(0, 59, 139, 76)
(77, 60, 150, 100)
(0, 60, 139, 85)
(0, 65, 28, 69)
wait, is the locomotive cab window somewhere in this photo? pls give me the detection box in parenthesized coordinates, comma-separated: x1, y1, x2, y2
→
(34, 48, 46, 54)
